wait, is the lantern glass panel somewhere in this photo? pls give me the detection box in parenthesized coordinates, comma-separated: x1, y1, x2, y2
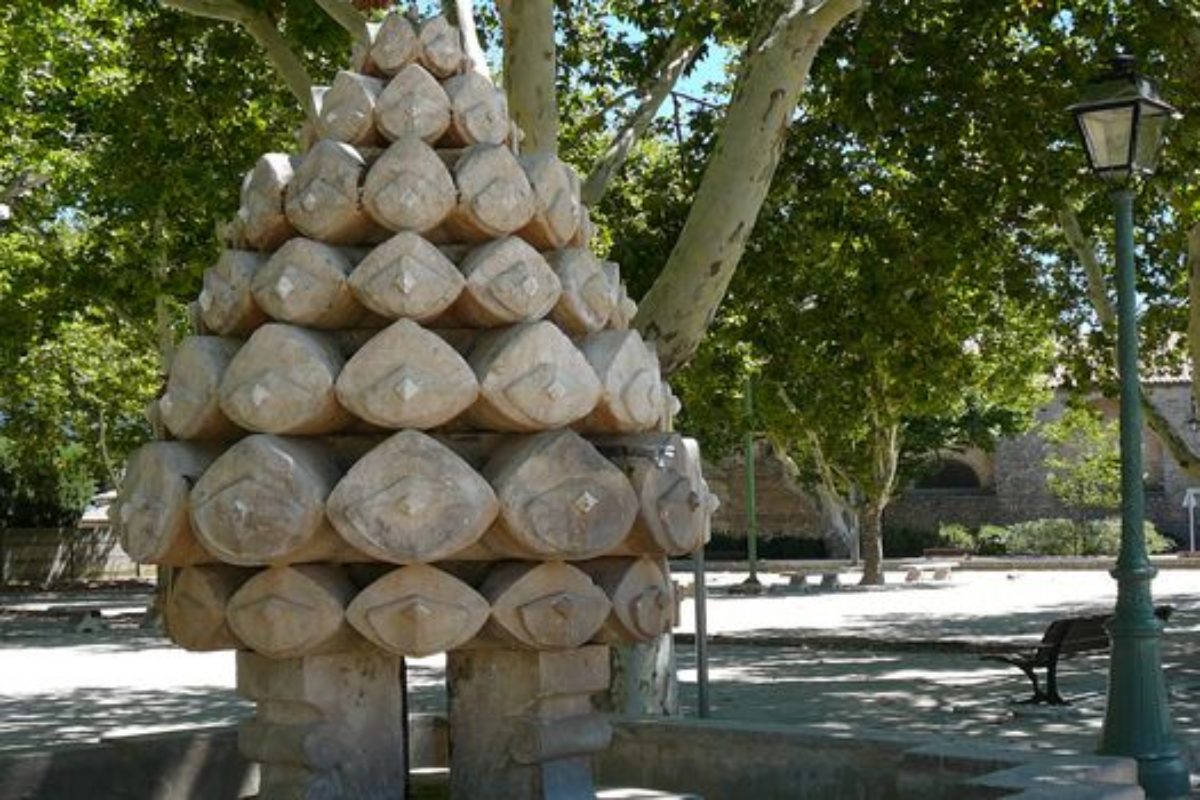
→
(1079, 104, 1136, 172)
(1133, 101, 1172, 173)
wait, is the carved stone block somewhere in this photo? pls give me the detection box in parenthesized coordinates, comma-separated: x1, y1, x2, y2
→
(578, 557, 673, 643)
(239, 153, 300, 251)
(316, 70, 385, 146)
(444, 144, 536, 241)
(219, 324, 351, 435)
(479, 561, 611, 650)
(335, 319, 478, 429)
(236, 650, 407, 799)
(467, 322, 601, 431)
(417, 16, 465, 78)
(114, 441, 223, 565)
(484, 430, 638, 560)
(595, 433, 712, 556)
(285, 140, 380, 244)
(327, 430, 497, 562)
(226, 565, 358, 658)
(442, 72, 509, 147)
(165, 564, 252, 651)
(518, 153, 582, 251)
(451, 236, 561, 327)
(348, 231, 464, 320)
(547, 248, 616, 335)
(347, 564, 489, 656)
(366, 12, 419, 76)
(200, 250, 268, 337)
(362, 136, 456, 234)
(575, 330, 664, 433)
(159, 336, 242, 441)
(375, 63, 451, 143)
(252, 238, 369, 329)
(190, 434, 352, 565)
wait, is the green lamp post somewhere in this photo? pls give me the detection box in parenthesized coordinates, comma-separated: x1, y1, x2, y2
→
(1067, 55, 1191, 798)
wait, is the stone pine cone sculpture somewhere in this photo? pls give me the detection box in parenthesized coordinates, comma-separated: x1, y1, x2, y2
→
(114, 9, 717, 798)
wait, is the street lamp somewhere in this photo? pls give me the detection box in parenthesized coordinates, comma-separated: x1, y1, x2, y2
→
(1068, 55, 1190, 799)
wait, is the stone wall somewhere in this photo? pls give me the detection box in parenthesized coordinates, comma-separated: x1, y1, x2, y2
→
(705, 382, 1200, 547)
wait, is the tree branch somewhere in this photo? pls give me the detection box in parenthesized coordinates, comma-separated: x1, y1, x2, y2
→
(313, 0, 368, 43)
(634, 0, 862, 372)
(497, 0, 557, 154)
(1059, 205, 1200, 477)
(455, 0, 490, 79)
(160, 0, 317, 121)
(1058, 207, 1116, 326)
(582, 31, 702, 206)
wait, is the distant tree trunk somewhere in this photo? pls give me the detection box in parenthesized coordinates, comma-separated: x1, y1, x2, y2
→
(859, 422, 899, 585)
(815, 483, 860, 560)
(858, 499, 885, 584)
(497, 0, 557, 154)
(634, 0, 862, 373)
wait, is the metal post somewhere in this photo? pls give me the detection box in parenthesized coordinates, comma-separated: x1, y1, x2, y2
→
(743, 377, 759, 585)
(1097, 187, 1190, 798)
(692, 549, 709, 718)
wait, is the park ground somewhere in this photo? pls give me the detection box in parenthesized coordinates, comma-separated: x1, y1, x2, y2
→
(1, 567, 1198, 790)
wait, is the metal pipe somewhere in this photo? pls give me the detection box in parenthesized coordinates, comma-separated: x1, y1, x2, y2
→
(692, 549, 709, 718)
(743, 376, 759, 585)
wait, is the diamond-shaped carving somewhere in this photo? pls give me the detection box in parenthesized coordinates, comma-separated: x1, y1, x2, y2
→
(347, 565, 488, 657)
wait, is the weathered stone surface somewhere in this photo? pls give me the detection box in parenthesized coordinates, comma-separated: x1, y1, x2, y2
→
(237, 649, 407, 799)
(548, 248, 616, 335)
(362, 136, 456, 234)
(199, 250, 268, 338)
(595, 433, 711, 556)
(347, 564, 489, 656)
(239, 153, 300, 251)
(348, 231, 464, 321)
(159, 336, 242, 441)
(376, 64, 451, 143)
(443, 144, 536, 241)
(483, 430, 638, 559)
(327, 430, 497, 562)
(226, 565, 357, 658)
(219, 324, 351, 435)
(114, 441, 223, 565)
(417, 16, 464, 78)
(447, 646, 612, 798)
(285, 140, 380, 245)
(442, 72, 509, 147)
(335, 319, 478, 429)
(190, 435, 352, 566)
(607, 262, 639, 330)
(480, 562, 611, 649)
(316, 70, 385, 146)
(451, 236, 561, 327)
(578, 557, 674, 643)
(252, 238, 369, 329)
(165, 564, 252, 651)
(517, 153, 582, 251)
(576, 330, 664, 433)
(366, 12, 419, 76)
(467, 322, 601, 432)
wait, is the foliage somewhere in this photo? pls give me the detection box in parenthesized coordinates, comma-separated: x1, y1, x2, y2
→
(934, 518, 1173, 557)
(0, 0, 346, 521)
(1043, 404, 1121, 512)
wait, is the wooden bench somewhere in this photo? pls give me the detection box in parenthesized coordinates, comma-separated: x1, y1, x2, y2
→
(898, 561, 957, 582)
(982, 605, 1173, 705)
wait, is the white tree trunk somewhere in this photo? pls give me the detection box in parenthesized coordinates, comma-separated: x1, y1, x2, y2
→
(497, 0, 557, 154)
(634, 0, 862, 373)
(814, 483, 860, 560)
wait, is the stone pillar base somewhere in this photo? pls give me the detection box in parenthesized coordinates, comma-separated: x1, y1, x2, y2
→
(448, 645, 612, 799)
(236, 649, 407, 799)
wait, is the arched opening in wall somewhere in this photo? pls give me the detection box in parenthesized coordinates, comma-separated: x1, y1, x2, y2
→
(914, 459, 983, 492)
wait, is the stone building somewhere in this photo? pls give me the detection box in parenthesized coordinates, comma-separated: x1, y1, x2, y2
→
(708, 381, 1200, 551)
